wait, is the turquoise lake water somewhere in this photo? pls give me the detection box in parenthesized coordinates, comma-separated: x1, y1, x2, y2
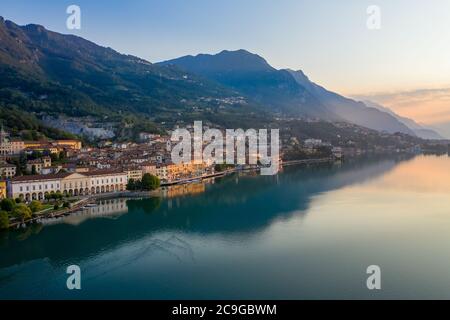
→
(1, 154, 450, 299)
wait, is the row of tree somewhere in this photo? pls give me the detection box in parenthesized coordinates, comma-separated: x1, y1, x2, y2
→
(0, 196, 73, 229)
(0, 198, 43, 229)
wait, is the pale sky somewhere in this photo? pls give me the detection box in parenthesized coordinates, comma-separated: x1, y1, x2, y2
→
(1, 0, 450, 127)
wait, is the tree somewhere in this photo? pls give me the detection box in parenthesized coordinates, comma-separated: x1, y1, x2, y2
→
(0, 211, 9, 229)
(126, 178, 136, 191)
(214, 163, 232, 172)
(12, 204, 32, 222)
(29, 200, 43, 213)
(0, 198, 15, 212)
(55, 191, 63, 200)
(53, 204, 59, 210)
(15, 198, 22, 204)
(141, 173, 160, 190)
(28, 151, 41, 160)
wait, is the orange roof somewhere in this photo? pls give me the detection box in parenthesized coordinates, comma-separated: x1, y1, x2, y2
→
(11, 172, 72, 182)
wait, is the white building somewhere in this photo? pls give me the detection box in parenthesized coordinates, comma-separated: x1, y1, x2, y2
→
(84, 170, 128, 195)
(8, 170, 128, 201)
(9, 173, 63, 201)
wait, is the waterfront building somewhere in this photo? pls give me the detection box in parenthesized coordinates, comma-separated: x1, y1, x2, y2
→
(60, 172, 91, 197)
(84, 170, 127, 194)
(166, 161, 208, 181)
(141, 162, 157, 176)
(155, 164, 168, 181)
(8, 170, 127, 200)
(9, 173, 64, 200)
(124, 167, 143, 181)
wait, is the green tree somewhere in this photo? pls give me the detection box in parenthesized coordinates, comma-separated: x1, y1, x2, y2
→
(50, 153, 59, 163)
(141, 173, 160, 190)
(12, 204, 32, 222)
(29, 200, 43, 213)
(214, 163, 233, 172)
(0, 198, 15, 212)
(126, 178, 136, 191)
(15, 198, 22, 204)
(55, 191, 63, 200)
(0, 210, 9, 229)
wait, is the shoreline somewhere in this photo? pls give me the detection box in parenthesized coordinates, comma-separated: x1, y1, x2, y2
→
(6, 157, 335, 230)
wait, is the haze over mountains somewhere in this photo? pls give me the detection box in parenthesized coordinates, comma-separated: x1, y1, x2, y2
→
(0, 17, 443, 140)
(363, 101, 444, 140)
(159, 50, 337, 121)
(159, 50, 429, 137)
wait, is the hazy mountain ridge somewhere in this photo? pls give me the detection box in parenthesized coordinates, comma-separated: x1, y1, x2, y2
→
(158, 50, 340, 120)
(0, 17, 432, 141)
(286, 69, 416, 136)
(363, 100, 444, 140)
(160, 50, 417, 135)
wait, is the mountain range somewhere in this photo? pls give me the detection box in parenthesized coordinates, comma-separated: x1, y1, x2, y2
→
(158, 50, 437, 137)
(0, 17, 266, 139)
(362, 100, 444, 140)
(0, 17, 443, 140)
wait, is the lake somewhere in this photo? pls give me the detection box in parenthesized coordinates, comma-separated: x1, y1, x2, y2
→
(1, 154, 450, 299)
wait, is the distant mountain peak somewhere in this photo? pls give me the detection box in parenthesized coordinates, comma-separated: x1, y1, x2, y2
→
(159, 49, 273, 73)
(23, 23, 47, 33)
(285, 69, 311, 83)
(158, 51, 340, 120)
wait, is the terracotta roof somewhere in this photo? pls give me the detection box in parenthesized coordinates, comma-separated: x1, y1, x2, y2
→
(83, 169, 126, 176)
(11, 172, 72, 182)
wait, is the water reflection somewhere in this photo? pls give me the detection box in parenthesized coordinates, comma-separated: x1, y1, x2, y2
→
(0, 155, 409, 270)
(39, 198, 130, 227)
